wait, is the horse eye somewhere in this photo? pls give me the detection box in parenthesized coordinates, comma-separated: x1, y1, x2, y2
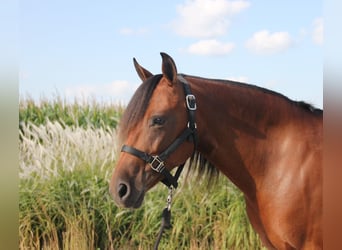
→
(151, 116, 165, 126)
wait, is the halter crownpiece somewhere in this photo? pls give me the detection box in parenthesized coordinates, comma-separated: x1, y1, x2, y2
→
(120, 75, 197, 189)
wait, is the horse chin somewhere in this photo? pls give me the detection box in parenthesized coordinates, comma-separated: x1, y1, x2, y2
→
(131, 191, 145, 208)
(127, 179, 159, 208)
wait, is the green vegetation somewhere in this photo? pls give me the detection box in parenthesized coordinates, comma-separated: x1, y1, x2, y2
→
(19, 97, 264, 249)
(19, 96, 123, 130)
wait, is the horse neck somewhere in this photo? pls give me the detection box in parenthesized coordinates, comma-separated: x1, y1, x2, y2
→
(188, 76, 297, 196)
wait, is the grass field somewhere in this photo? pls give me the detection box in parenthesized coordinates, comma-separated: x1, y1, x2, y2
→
(19, 97, 264, 249)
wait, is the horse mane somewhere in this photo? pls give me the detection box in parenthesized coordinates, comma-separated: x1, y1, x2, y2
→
(119, 74, 219, 184)
(296, 101, 323, 115)
(185, 74, 323, 115)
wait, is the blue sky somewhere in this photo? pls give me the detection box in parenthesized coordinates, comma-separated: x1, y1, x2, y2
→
(20, 0, 323, 108)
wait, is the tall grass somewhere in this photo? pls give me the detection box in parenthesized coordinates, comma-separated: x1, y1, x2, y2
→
(19, 97, 264, 249)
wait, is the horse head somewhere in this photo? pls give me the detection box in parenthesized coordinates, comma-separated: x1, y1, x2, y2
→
(109, 53, 196, 208)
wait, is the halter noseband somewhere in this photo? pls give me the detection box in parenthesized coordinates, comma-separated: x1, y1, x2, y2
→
(121, 75, 197, 189)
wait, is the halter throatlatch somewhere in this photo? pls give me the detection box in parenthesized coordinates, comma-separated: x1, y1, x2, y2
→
(121, 75, 197, 189)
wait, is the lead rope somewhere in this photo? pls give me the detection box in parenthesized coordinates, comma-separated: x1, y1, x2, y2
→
(153, 187, 173, 250)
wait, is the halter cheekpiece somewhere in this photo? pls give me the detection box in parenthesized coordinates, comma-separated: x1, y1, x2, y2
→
(120, 75, 197, 189)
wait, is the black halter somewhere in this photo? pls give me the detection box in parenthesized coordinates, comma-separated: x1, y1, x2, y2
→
(121, 75, 197, 189)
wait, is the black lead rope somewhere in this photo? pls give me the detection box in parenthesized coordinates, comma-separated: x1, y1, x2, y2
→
(153, 187, 173, 250)
(153, 162, 185, 249)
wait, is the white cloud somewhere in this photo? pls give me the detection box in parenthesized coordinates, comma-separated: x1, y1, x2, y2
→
(245, 30, 293, 55)
(187, 39, 235, 55)
(172, 0, 250, 38)
(65, 80, 138, 103)
(312, 17, 323, 45)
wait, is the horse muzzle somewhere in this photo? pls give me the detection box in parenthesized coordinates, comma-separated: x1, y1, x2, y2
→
(110, 178, 145, 208)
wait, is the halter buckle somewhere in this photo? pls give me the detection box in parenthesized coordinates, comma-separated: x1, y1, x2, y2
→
(150, 156, 165, 173)
(186, 94, 197, 111)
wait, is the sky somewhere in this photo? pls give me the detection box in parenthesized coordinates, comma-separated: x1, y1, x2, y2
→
(20, 0, 323, 108)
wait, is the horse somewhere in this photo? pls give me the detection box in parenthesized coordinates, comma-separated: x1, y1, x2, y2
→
(109, 52, 322, 249)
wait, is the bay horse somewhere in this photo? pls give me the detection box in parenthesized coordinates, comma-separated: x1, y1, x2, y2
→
(109, 52, 322, 249)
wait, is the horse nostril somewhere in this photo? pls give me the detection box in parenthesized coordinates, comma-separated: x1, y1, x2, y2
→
(118, 183, 128, 199)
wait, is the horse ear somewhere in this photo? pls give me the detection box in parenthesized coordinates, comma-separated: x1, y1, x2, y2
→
(160, 52, 178, 85)
(133, 58, 153, 81)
